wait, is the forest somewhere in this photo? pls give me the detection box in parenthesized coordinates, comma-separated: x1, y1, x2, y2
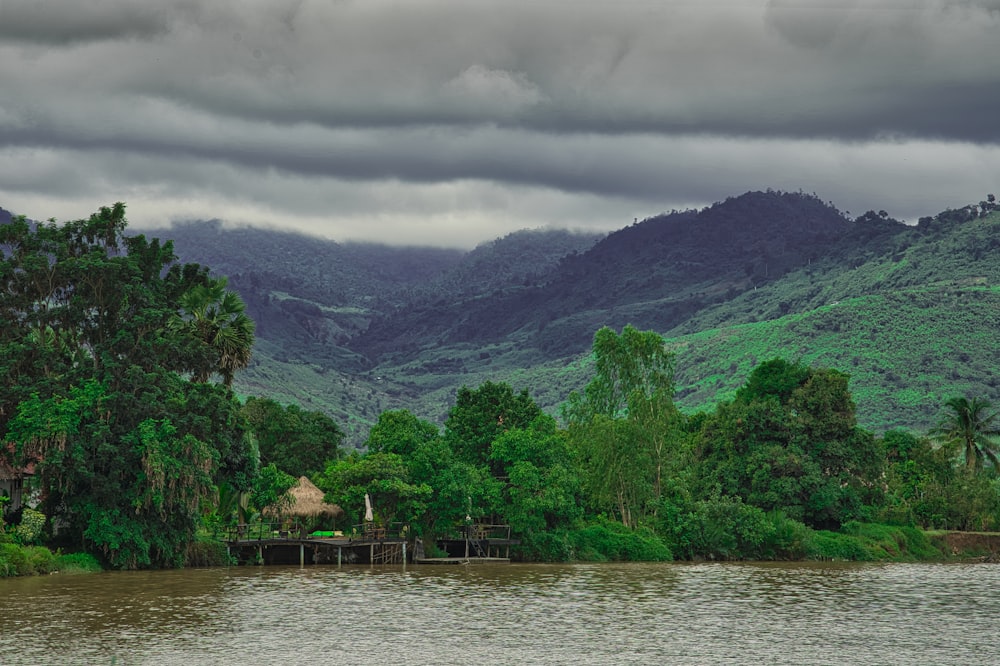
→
(2, 204, 998, 573)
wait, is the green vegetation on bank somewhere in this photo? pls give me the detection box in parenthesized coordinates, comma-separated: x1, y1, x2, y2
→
(2, 203, 998, 575)
(311, 326, 999, 564)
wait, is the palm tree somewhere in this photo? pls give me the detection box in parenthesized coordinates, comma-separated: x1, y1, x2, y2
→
(932, 397, 1000, 471)
(174, 277, 255, 387)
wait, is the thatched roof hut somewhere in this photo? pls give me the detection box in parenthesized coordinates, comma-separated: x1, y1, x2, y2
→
(265, 476, 343, 520)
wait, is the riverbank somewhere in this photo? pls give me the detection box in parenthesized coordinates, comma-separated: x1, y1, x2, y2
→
(0, 543, 101, 577)
(4, 526, 999, 577)
(928, 531, 1000, 562)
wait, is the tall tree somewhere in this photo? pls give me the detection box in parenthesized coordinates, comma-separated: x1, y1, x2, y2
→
(695, 359, 884, 529)
(1, 205, 257, 568)
(172, 276, 255, 387)
(932, 397, 1000, 471)
(564, 325, 681, 527)
(444, 381, 542, 471)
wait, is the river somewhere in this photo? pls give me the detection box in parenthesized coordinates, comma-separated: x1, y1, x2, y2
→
(2, 561, 998, 665)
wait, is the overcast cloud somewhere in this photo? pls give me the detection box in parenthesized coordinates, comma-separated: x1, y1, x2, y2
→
(1, 0, 998, 247)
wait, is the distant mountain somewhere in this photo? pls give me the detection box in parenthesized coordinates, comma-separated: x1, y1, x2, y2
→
(352, 190, 851, 360)
(126, 191, 998, 446)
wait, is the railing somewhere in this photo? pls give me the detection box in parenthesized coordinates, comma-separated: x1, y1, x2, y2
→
(457, 524, 512, 541)
(348, 522, 407, 541)
(226, 521, 312, 542)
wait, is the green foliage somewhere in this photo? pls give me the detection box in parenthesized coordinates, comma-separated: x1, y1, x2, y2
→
(1, 205, 259, 568)
(248, 463, 296, 516)
(185, 538, 233, 567)
(804, 531, 874, 561)
(11, 508, 46, 545)
(695, 360, 884, 529)
(489, 416, 583, 536)
(445, 381, 542, 469)
(243, 396, 345, 477)
(54, 551, 103, 573)
(803, 523, 941, 562)
(512, 530, 573, 562)
(0, 543, 58, 577)
(880, 429, 1000, 531)
(567, 520, 672, 562)
(316, 451, 433, 527)
(931, 396, 999, 471)
(565, 326, 683, 528)
(171, 276, 255, 387)
(366, 409, 441, 458)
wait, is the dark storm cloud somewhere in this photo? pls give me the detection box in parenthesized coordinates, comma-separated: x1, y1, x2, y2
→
(1, 0, 998, 246)
(0, 0, 183, 44)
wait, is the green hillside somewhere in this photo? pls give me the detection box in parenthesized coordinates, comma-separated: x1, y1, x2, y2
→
(150, 193, 999, 447)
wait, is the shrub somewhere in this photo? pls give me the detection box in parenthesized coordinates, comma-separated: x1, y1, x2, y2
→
(185, 539, 233, 567)
(12, 508, 46, 545)
(657, 492, 817, 561)
(25, 546, 57, 574)
(804, 530, 874, 561)
(514, 530, 572, 562)
(0, 542, 29, 576)
(0, 543, 57, 576)
(54, 552, 103, 573)
(567, 520, 672, 562)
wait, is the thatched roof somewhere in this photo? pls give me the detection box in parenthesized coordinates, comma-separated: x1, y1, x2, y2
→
(265, 476, 343, 519)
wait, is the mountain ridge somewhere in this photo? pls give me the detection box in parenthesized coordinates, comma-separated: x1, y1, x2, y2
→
(13, 190, 992, 446)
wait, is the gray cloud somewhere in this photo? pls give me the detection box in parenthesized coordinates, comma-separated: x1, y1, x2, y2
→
(1, 0, 998, 247)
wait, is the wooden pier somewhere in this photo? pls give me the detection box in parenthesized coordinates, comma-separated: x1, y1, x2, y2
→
(414, 524, 519, 565)
(224, 522, 519, 566)
(225, 522, 408, 566)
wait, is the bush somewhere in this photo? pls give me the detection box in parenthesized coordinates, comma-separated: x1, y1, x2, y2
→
(514, 530, 572, 562)
(54, 552, 103, 573)
(0, 543, 58, 576)
(567, 520, 672, 562)
(804, 530, 874, 561)
(12, 508, 46, 545)
(185, 539, 233, 567)
(803, 523, 939, 561)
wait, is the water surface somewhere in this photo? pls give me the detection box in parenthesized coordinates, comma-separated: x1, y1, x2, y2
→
(2, 562, 997, 665)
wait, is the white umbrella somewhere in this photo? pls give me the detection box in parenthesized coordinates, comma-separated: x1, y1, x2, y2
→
(364, 493, 374, 522)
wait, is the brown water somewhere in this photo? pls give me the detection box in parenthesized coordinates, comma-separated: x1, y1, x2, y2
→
(2, 562, 998, 665)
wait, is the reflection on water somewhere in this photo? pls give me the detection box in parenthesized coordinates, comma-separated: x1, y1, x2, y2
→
(2, 562, 998, 665)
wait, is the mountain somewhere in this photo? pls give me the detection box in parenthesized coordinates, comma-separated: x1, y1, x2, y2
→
(134, 191, 997, 446)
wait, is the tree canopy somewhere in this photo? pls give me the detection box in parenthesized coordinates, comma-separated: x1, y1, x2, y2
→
(1, 205, 258, 567)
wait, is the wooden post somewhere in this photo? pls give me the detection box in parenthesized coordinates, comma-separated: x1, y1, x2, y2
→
(337, 546, 342, 566)
(300, 543, 305, 567)
(402, 541, 407, 565)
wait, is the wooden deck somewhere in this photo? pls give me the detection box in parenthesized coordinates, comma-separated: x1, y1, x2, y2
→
(223, 522, 519, 566)
(414, 557, 512, 565)
(225, 523, 409, 565)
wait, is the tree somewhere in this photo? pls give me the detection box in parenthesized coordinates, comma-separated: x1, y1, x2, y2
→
(488, 415, 583, 540)
(242, 397, 344, 477)
(444, 381, 542, 471)
(366, 409, 440, 458)
(172, 276, 255, 387)
(932, 397, 1000, 471)
(1, 205, 257, 568)
(695, 359, 883, 529)
(564, 326, 682, 527)
(316, 452, 432, 529)
(365, 410, 498, 540)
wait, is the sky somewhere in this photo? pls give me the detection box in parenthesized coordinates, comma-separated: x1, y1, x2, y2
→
(1, 0, 999, 248)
